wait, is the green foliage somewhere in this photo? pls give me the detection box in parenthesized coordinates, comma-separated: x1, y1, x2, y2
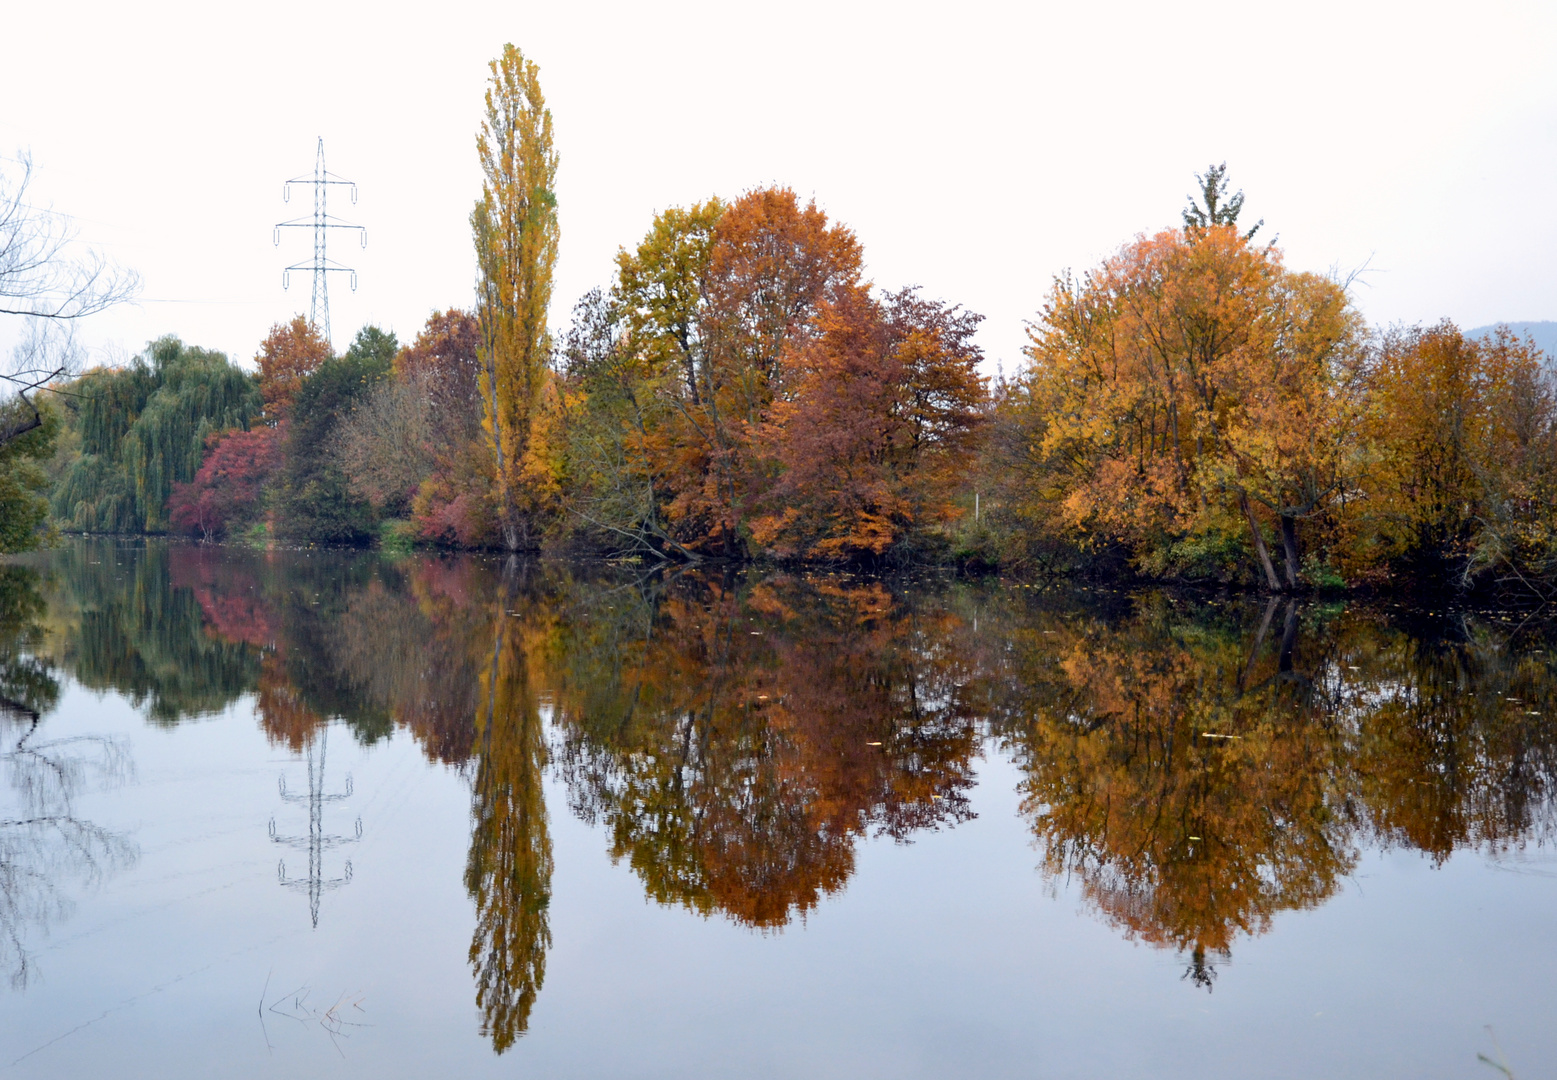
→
(50, 336, 260, 534)
(378, 518, 417, 555)
(1301, 553, 1346, 590)
(0, 565, 57, 720)
(45, 541, 262, 723)
(1134, 524, 1254, 584)
(274, 329, 394, 544)
(342, 324, 400, 369)
(0, 398, 60, 553)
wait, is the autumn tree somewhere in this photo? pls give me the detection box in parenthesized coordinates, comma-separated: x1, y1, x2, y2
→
(1024, 221, 1364, 589)
(751, 285, 986, 560)
(396, 308, 484, 434)
(473, 44, 560, 552)
(554, 289, 671, 554)
(332, 374, 435, 518)
(563, 202, 726, 556)
(378, 309, 497, 545)
(1363, 322, 1557, 589)
(273, 326, 394, 543)
(167, 424, 283, 540)
(602, 188, 862, 556)
(255, 316, 332, 420)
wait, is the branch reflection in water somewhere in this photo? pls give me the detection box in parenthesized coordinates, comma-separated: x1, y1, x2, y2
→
(22, 539, 1557, 1044)
(0, 565, 136, 989)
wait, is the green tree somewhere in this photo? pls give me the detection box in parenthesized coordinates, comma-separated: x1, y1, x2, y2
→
(0, 397, 58, 552)
(50, 337, 259, 534)
(1183, 162, 1263, 240)
(274, 327, 395, 543)
(473, 43, 560, 552)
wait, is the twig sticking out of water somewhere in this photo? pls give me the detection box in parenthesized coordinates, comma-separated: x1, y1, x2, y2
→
(1478, 1025, 1516, 1079)
(262, 981, 371, 1058)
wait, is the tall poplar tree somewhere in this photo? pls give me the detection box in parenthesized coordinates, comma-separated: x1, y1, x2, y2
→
(473, 44, 559, 551)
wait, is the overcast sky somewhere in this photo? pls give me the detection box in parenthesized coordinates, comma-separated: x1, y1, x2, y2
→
(3, 0, 1554, 373)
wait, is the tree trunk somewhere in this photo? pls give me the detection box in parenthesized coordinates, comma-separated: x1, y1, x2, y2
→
(1278, 599, 1299, 673)
(1279, 515, 1300, 591)
(1240, 493, 1282, 592)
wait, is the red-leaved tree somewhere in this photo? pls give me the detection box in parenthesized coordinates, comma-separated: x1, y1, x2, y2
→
(167, 424, 284, 540)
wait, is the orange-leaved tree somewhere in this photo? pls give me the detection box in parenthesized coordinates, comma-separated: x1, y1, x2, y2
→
(750, 285, 986, 559)
(666, 188, 862, 555)
(255, 315, 332, 421)
(1362, 322, 1557, 587)
(1025, 222, 1363, 589)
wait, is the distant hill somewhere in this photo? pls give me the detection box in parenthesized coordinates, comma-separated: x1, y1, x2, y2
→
(1467, 321, 1557, 359)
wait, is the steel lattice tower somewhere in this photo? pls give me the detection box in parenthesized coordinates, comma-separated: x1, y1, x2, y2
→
(273, 137, 365, 344)
(269, 727, 362, 928)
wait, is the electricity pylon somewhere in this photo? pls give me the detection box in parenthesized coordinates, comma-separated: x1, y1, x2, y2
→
(269, 727, 362, 928)
(273, 137, 365, 344)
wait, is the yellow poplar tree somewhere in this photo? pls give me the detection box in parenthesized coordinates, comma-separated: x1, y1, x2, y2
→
(473, 43, 560, 551)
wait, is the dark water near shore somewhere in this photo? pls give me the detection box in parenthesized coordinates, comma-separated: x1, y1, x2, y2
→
(1, 538, 1555, 1078)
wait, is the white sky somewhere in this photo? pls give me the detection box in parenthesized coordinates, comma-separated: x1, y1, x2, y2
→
(3, 0, 1554, 374)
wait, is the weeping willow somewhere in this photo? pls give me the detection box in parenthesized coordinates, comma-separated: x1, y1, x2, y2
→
(51, 336, 259, 533)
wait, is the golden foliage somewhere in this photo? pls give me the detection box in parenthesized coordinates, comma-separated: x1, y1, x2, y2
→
(473, 44, 560, 551)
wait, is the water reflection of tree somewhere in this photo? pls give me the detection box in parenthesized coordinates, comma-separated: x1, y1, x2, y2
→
(465, 568, 552, 1052)
(554, 572, 979, 930)
(1338, 613, 1557, 860)
(0, 566, 135, 988)
(987, 591, 1557, 987)
(37, 538, 1557, 1008)
(41, 542, 260, 722)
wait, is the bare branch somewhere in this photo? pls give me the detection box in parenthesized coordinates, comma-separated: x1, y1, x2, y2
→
(0, 151, 141, 322)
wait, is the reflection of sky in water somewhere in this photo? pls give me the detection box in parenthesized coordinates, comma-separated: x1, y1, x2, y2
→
(0, 540, 1554, 1077)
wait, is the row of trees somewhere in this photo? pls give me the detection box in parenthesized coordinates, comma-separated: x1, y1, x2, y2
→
(8, 44, 1556, 593)
(979, 167, 1557, 592)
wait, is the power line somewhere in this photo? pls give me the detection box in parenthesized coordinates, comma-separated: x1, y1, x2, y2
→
(273, 137, 365, 344)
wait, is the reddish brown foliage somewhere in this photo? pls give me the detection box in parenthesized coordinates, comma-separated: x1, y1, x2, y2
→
(657, 187, 865, 555)
(395, 308, 483, 427)
(753, 286, 986, 559)
(167, 424, 284, 540)
(255, 316, 332, 420)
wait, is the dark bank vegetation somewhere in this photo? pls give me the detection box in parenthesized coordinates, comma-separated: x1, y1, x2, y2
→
(5, 44, 1555, 599)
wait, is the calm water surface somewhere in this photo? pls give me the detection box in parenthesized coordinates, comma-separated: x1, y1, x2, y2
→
(1, 539, 1554, 1078)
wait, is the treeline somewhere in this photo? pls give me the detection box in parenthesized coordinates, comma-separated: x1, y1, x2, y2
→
(5, 43, 1555, 594)
(978, 174, 1557, 595)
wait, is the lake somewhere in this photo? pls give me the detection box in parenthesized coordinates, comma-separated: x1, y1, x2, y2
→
(1, 538, 1554, 1078)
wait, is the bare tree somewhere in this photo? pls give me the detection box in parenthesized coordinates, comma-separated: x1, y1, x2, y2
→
(332, 370, 438, 516)
(0, 710, 136, 988)
(1, 318, 82, 446)
(0, 151, 140, 322)
(1, 151, 138, 449)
